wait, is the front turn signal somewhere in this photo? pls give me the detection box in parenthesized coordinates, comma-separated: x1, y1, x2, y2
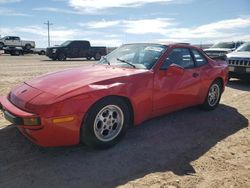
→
(52, 116, 75, 124)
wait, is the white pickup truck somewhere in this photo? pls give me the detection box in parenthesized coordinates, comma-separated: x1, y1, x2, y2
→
(0, 36, 35, 50)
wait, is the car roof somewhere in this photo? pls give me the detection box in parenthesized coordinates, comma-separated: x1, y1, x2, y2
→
(122, 42, 198, 49)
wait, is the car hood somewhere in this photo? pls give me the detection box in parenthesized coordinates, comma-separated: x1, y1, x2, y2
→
(204, 48, 233, 52)
(227, 51, 250, 59)
(25, 65, 148, 96)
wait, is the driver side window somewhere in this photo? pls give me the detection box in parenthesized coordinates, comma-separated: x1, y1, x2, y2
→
(161, 48, 194, 69)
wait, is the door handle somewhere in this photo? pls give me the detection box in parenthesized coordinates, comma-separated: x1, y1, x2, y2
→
(192, 73, 199, 78)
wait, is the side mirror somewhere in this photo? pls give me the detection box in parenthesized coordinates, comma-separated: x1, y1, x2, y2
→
(167, 63, 184, 75)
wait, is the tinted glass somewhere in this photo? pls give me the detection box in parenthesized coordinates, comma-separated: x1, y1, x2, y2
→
(212, 42, 235, 49)
(60, 40, 72, 47)
(192, 49, 207, 66)
(161, 48, 194, 69)
(236, 43, 250, 52)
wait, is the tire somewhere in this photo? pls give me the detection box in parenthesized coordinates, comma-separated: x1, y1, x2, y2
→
(94, 53, 101, 60)
(81, 97, 130, 149)
(86, 56, 91, 60)
(58, 53, 66, 61)
(24, 44, 32, 50)
(10, 50, 20, 56)
(40, 51, 45, 55)
(201, 80, 222, 110)
(0, 42, 4, 49)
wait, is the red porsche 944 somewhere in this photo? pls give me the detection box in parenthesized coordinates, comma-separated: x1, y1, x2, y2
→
(0, 43, 228, 148)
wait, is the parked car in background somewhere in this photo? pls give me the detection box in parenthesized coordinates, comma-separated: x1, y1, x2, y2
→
(0, 43, 228, 149)
(204, 41, 244, 59)
(46, 40, 107, 61)
(226, 42, 250, 80)
(32, 48, 46, 55)
(0, 36, 35, 50)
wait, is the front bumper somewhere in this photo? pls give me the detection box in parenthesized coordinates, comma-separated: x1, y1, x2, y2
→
(228, 66, 250, 78)
(0, 96, 82, 147)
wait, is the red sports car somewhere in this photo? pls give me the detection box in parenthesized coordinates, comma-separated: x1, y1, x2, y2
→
(0, 43, 228, 148)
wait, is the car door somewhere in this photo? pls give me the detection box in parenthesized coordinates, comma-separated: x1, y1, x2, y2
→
(13, 37, 21, 46)
(78, 41, 90, 58)
(68, 42, 79, 58)
(153, 47, 201, 114)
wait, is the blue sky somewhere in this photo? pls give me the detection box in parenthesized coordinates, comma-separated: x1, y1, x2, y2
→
(0, 0, 249, 47)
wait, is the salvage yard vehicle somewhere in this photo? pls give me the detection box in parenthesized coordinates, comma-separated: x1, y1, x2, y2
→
(227, 42, 250, 80)
(33, 48, 46, 55)
(204, 41, 244, 59)
(3, 47, 24, 56)
(0, 43, 228, 149)
(0, 36, 35, 50)
(46, 40, 107, 61)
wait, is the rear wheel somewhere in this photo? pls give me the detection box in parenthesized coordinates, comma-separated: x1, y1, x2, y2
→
(40, 51, 45, 55)
(81, 97, 130, 149)
(94, 53, 101, 60)
(86, 56, 92, 60)
(201, 80, 222, 110)
(24, 44, 32, 50)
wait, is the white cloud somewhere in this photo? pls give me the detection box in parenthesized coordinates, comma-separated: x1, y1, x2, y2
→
(0, 7, 31, 16)
(162, 17, 250, 42)
(117, 17, 250, 43)
(2, 16, 250, 47)
(0, 25, 121, 47)
(0, 0, 21, 3)
(123, 18, 174, 34)
(32, 7, 85, 15)
(90, 39, 122, 47)
(79, 20, 121, 29)
(68, 0, 174, 12)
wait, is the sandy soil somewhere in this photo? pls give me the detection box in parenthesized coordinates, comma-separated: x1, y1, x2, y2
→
(0, 55, 249, 188)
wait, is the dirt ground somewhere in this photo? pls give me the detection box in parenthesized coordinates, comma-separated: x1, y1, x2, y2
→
(0, 55, 249, 188)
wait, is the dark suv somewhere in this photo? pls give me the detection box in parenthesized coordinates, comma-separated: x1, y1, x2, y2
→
(46, 40, 107, 61)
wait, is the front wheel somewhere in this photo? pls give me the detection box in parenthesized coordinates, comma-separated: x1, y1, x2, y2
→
(81, 97, 130, 149)
(201, 80, 222, 110)
(58, 53, 66, 61)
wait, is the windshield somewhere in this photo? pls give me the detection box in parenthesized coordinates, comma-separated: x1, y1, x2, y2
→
(236, 43, 250, 52)
(60, 40, 72, 47)
(211, 42, 235, 49)
(98, 44, 167, 69)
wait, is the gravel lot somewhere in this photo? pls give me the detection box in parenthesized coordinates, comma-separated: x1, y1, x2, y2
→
(0, 55, 249, 188)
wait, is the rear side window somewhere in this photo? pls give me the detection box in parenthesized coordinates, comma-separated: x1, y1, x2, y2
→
(191, 49, 208, 66)
(79, 41, 90, 49)
(161, 48, 194, 69)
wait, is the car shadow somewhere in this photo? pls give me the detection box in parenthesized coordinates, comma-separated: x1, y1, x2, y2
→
(227, 79, 250, 91)
(0, 104, 248, 188)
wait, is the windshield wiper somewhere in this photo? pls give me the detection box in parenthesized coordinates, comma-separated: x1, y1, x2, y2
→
(116, 58, 136, 68)
(103, 56, 111, 65)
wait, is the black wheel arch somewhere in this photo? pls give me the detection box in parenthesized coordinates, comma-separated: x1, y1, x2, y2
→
(81, 95, 134, 131)
(213, 77, 224, 91)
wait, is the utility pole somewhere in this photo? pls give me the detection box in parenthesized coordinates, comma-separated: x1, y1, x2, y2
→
(44, 20, 53, 47)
